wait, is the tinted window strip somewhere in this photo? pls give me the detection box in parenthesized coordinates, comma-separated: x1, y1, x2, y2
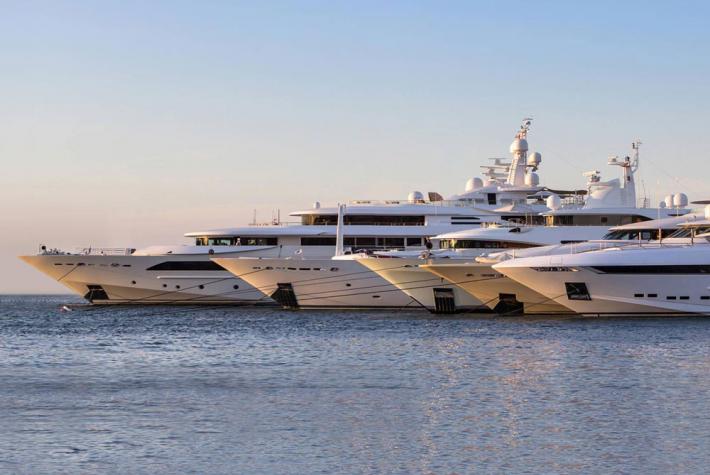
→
(146, 261, 225, 271)
(591, 265, 710, 274)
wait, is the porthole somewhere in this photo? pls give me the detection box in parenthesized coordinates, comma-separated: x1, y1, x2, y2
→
(233, 284, 239, 290)
(680, 296, 689, 300)
(162, 284, 167, 288)
(372, 295, 381, 299)
(648, 293, 658, 298)
(667, 296, 676, 300)
(198, 285, 205, 290)
(176, 285, 181, 289)
(131, 280, 136, 285)
(346, 283, 352, 287)
(634, 293, 643, 298)
(465, 273, 474, 277)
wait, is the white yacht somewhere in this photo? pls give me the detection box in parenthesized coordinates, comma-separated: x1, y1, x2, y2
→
(22, 120, 551, 304)
(357, 143, 690, 312)
(493, 209, 710, 315)
(422, 214, 697, 314)
(212, 120, 567, 308)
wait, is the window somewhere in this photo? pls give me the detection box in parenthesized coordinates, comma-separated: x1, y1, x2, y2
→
(592, 265, 710, 274)
(301, 237, 337, 246)
(146, 261, 224, 271)
(547, 215, 652, 226)
(380, 237, 404, 248)
(440, 239, 538, 250)
(301, 214, 425, 226)
(565, 282, 591, 300)
(407, 237, 422, 247)
(195, 237, 277, 246)
(487, 193, 496, 205)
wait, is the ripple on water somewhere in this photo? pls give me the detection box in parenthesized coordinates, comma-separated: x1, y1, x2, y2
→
(1, 296, 709, 473)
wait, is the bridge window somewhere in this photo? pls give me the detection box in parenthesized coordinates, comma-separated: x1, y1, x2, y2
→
(301, 214, 425, 226)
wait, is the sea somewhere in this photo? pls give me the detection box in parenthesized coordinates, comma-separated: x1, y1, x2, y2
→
(1, 295, 709, 474)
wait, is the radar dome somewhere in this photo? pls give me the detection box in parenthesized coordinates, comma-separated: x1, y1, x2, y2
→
(465, 177, 484, 191)
(527, 152, 542, 168)
(510, 138, 529, 154)
(313, 201, 321, 209)
(408, 191, 424, 202)
(546, 194, 561, 210)
(525, 171, 540, 186)
(664, 195, 674, 209)
(673, 193, 688, 208)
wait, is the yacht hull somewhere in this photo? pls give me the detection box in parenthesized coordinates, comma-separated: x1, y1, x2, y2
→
(494, 246, 710, 315)
(212, 257, 416, 308)
(422, 262, 571, 314)
(357, 258, 487, 312)
(19, 254, 268, 304)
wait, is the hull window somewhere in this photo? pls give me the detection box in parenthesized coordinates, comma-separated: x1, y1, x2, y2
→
(565, 282, 591, 301)
(146, 261, 225, 271)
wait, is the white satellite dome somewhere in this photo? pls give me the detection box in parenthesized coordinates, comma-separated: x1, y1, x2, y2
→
(664, 195, 674, 209)
(408, 191, 425, 202)
(312, 201, 321, 209)
(527, 151, 542, 168)
(546, 194, 561, 210)
(673, 193, 688, 208)
(465, 177, 484, 191)
(524, 171, 539, 186)
(509, 138, 529, 154)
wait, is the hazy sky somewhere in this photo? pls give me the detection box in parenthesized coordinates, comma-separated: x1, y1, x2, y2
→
(3, 0, 710, 293)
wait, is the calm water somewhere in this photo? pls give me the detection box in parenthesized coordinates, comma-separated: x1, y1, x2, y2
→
(1, 296, 709, 474)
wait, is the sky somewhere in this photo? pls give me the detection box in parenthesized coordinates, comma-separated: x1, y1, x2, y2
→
(2, 0, 710, 293)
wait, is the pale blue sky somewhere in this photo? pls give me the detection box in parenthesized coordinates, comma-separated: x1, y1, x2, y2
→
(2, 1, 710, 293)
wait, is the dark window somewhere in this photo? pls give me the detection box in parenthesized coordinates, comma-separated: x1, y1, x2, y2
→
(301, 214, 425, 226)
(355, 237, 376, 246)
(592, 265, 710, 274)
(667, 296, 677, 300)
(487, 193, 496, 205)
(701, 296, 710, 300)
(407, 237, 422, 246)
(634, 293, 643, 298)
(440, 239, 538, 250)
(548, 214, 651, 226)
(146, 261, 224, 271)
(301, 237, 337, 246)
(565, 282, 591, 301)
(380, 237, 404, 248)
(196, 237, 277, 246)
(680, 296, 690, 300)
(648, 293, 658, 298)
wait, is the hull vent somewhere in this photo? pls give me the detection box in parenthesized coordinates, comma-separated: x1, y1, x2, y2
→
(433, 288, 456, 314)
(84, 285, 109, 303)
(272, 283, 299, 309)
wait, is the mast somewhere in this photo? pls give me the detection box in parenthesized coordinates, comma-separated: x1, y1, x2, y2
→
(334, 204, 345, 256)
(506, 118, 532, 186)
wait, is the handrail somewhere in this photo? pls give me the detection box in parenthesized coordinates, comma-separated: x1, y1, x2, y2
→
(39, 247, 136, 256)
